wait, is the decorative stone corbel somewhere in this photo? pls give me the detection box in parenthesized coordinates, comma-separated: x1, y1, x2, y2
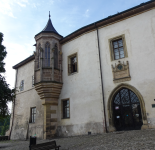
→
(111, 61, 131, 83)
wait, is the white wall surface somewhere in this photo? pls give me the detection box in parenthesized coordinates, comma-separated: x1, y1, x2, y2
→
(11, 60, 44, 139)
(58, 31, 105, 136)
(98, 9, 155, 127)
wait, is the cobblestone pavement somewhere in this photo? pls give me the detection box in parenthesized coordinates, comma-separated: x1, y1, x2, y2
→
(0, 129, 155, 150)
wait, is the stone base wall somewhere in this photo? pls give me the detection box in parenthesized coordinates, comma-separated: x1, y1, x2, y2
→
(56, 122, 104, 137)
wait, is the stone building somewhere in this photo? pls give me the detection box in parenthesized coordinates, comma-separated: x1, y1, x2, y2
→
(9, 0, 155, 140)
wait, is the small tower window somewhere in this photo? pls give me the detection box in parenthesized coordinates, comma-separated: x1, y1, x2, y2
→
(37, 44, 41, 69)
(44, 42, 50, 67)
(54, 44, 58, 69)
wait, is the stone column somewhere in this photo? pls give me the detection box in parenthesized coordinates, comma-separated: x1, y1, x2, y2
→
(43, 103, 58, 139)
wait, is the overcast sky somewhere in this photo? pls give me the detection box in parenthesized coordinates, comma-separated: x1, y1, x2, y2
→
(0, 0, 150, 110)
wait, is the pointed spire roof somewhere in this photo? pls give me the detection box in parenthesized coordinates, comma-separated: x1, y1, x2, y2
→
(35, 11, 62, 37)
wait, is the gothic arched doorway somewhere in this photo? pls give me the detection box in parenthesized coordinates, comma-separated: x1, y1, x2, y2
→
(113, 88, 143, 131)
(108, 84, 148, 132)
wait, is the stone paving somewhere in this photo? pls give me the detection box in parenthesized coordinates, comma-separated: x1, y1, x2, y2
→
(0, 129, 155, 150)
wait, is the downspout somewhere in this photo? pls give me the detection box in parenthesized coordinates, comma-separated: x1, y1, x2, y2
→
(94, 23, 108, 133)
(9, 68, 18, 139)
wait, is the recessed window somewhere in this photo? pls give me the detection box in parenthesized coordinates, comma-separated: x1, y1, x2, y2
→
(68, 53, 78, 75)
(44, 42, 50, 67)
(112, 39, 124, 60)
(20, 80, 24, 91)
(62, 100, 70, 118)
(109, 35, 128, 61)
(32, 75, 34, 87)
(30, 107, 36, 123)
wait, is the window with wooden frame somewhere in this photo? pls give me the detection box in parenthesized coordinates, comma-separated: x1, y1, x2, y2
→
(109, 35, 128, 61)
(37, 44, 41, 69)
(62, 100, 70, 119)
(20, 80, 24, 91)
(68, 53, 78, 75)
(32, 75, 34, 87)
(30, 107, 36, 123)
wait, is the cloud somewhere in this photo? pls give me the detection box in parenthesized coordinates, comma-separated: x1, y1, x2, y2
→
(0, 0, 30, 18)
(84, 9, 90, 18)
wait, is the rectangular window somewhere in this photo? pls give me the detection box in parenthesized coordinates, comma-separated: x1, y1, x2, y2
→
(30, 107, 36, 123)
(20, 80, 24, 91)
(109, 34, 128, 61)
(32, 75, 34, 87)
(112, 39, 124, 60)
(68, 53, 78, 75)
(62, 100, 70, 118)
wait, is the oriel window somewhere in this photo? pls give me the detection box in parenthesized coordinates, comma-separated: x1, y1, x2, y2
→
(30, 107, 36, 123)
(54, 44, 58, 69)
(112, 39, 125, 60)
(45, 42, 50, 67)
(63, 100, 70, 118)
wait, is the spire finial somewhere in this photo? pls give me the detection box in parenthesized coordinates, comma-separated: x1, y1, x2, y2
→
(49, 11, 51, 18)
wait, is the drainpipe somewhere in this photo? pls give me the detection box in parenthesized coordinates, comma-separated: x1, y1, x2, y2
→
(94, 23, 108, 133)
(9, 68, 18, 139)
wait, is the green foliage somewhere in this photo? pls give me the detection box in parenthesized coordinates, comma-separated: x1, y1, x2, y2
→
(0, 32, 7, 73)
(0, 32, 15, 122)
(0, 115, 10, 135)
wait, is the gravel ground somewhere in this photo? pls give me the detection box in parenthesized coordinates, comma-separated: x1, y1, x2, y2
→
(0, 129, 155, 150)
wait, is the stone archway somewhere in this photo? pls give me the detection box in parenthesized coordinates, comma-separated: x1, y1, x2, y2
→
(107, 83, 148, 132)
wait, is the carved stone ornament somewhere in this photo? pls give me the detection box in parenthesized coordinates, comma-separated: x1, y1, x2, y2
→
(111, 61, 131, 83)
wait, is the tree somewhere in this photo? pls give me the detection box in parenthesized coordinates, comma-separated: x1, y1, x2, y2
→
(0, 115, 10, 135)
(0, 32, 15, 121)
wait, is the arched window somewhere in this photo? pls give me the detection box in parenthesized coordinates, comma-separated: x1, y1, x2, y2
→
(45, 42, 50, 67)
(37, 44, 41, 68)
(54, 44, 58, 68)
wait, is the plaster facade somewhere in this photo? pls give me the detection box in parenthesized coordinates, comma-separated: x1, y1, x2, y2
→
(10, 1, 155, 139)
(11, 60, 44, 140)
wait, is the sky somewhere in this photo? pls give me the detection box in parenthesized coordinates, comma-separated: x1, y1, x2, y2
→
(0, 0, 150, 111)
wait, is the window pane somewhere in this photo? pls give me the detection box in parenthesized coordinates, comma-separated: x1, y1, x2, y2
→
(34, 114, 36, 122)
(115, 55, 119, 60)
(67, 111, 69, 118)
(114, 52, 119, 56)
(32, 115, 34, 122)
(113, 42, 118, 48)
(120, 54, 125, 58)
(114, 49, 119, 53)
(118, 40, 123, 47)
(120, 50, 124, 55)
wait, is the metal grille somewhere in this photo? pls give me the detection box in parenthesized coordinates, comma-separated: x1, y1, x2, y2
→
(113, 88, 143, 131)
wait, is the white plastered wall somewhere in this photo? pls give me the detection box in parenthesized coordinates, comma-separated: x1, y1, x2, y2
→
(98, 9, 155, 128)
(11, 60, 44, 140)
(57, 31, 105, 136)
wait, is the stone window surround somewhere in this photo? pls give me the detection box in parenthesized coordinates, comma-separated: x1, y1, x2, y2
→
(61, 98, 70, 119)
(29, 107, 36, 123)
(107, 83, 148, 132)
(108, 34, 128, 61)
(68, 52, 78, 76)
